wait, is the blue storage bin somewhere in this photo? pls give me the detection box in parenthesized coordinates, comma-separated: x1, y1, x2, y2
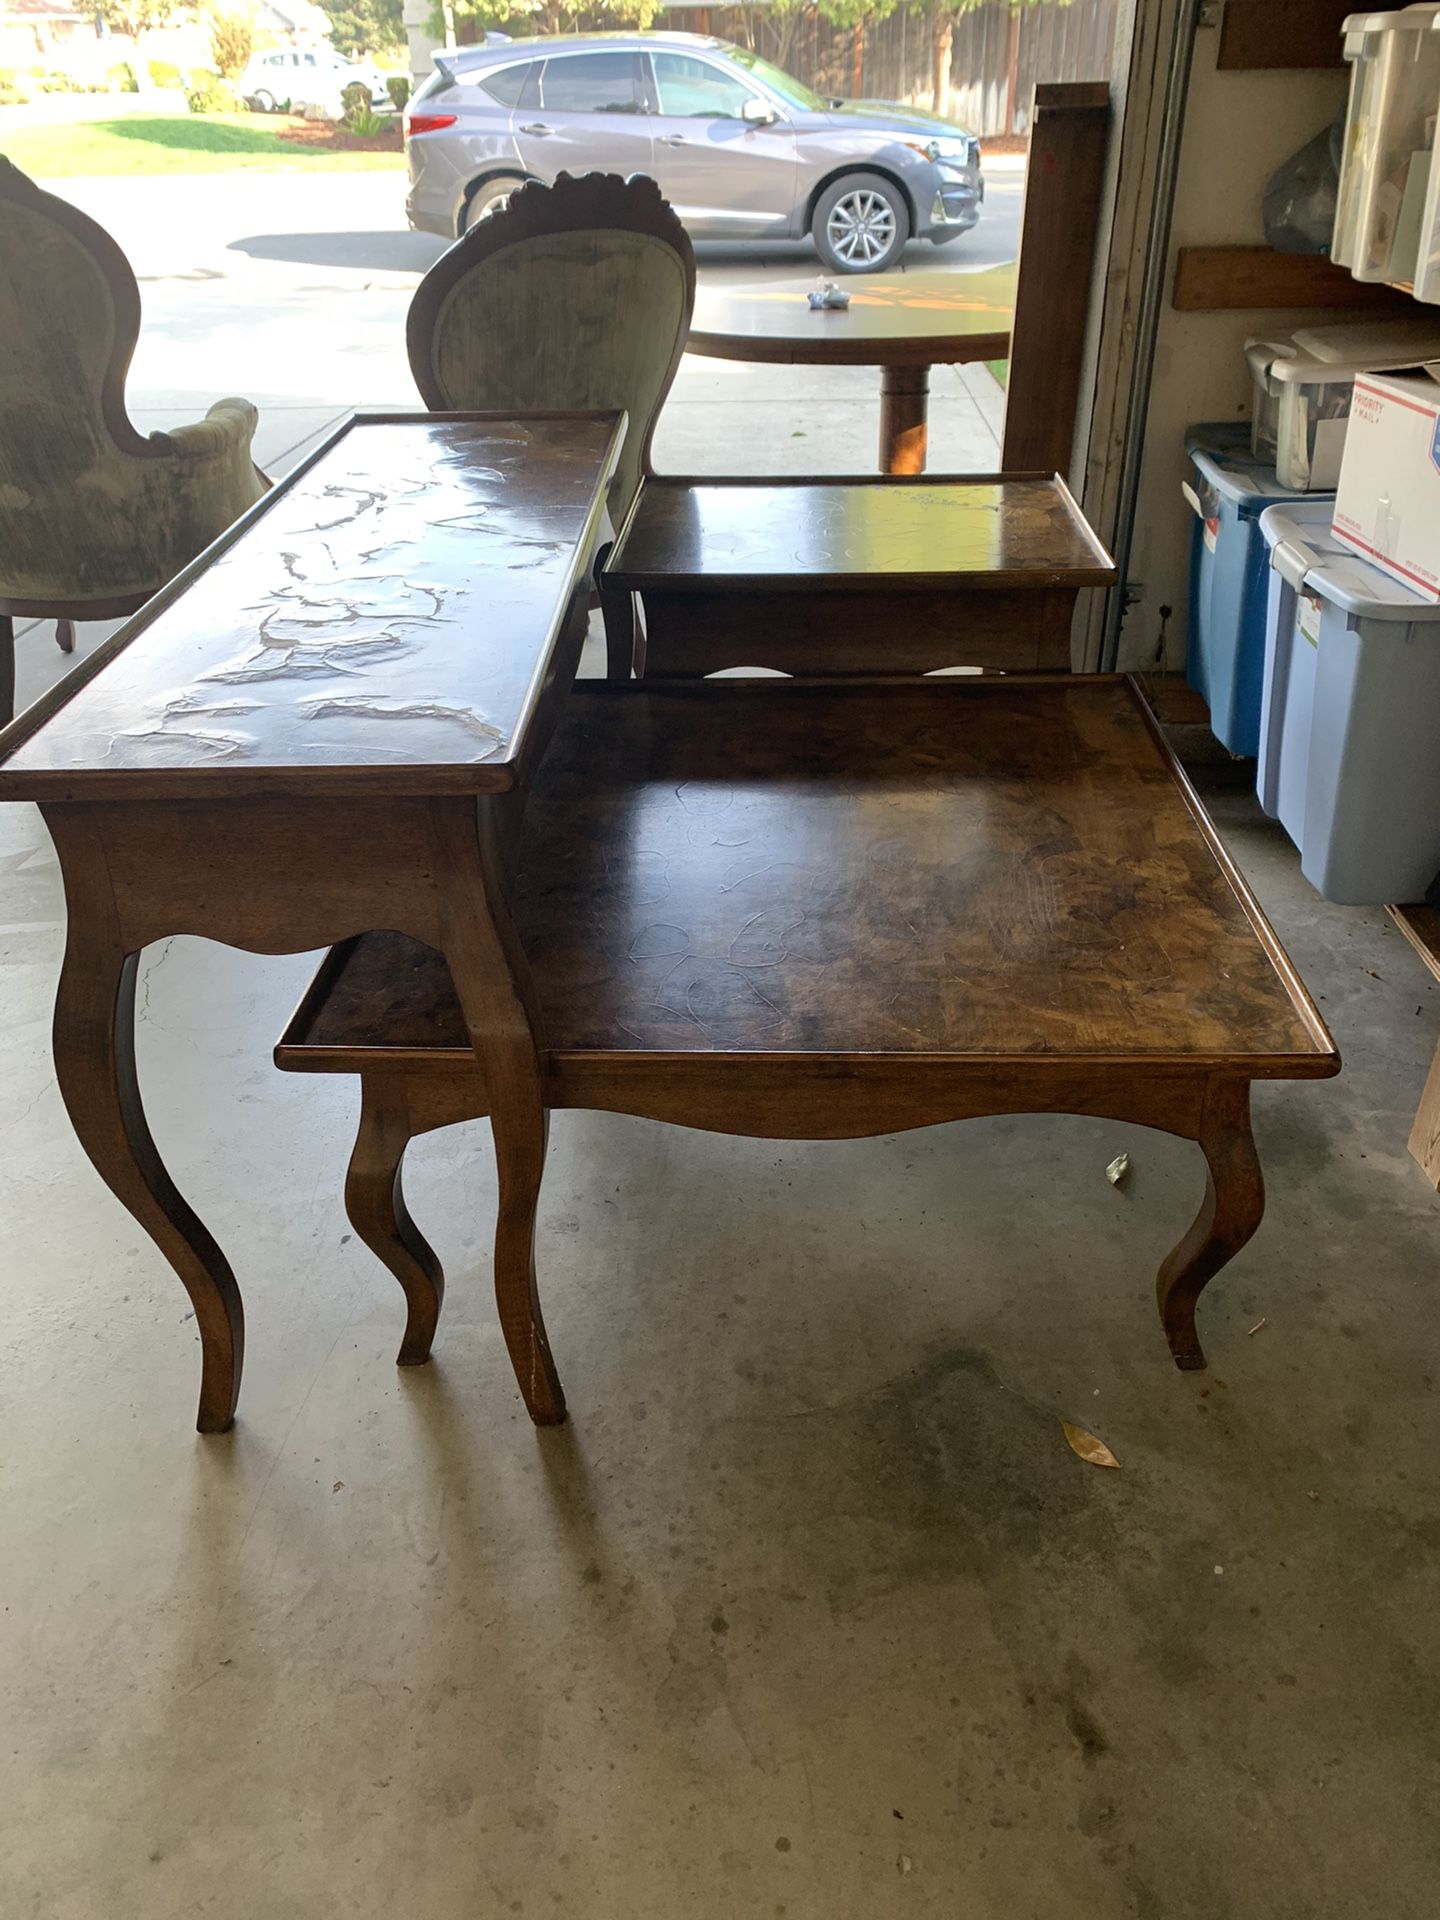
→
(1183, 424, 1324, 756)
(1259, 498, 1440, 906)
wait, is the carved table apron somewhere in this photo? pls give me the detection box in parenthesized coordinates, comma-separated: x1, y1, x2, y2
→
(0, 410, 625, 1431)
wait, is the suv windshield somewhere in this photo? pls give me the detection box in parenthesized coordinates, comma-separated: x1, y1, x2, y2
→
(720, 48, 826, 112)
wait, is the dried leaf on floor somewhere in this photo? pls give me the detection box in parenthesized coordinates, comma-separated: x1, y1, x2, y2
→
(1062, 1422, 1121, 1469)
(1105, 1152, 1130, 1186)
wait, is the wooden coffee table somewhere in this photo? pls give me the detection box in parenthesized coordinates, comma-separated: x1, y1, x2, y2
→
(686, 266, 1015, 475)
(277, 676, 1340, 1424)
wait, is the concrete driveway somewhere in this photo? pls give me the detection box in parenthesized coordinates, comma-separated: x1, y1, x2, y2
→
(8, 167, 1020, 710)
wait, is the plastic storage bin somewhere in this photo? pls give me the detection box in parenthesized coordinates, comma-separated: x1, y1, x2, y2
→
(1258, 498, 1440, 904)
(1246, 320, 1440, 482)
(1418, 17, 1440, 298)
(1334, 6, 1440, 285)
(1184, 426, 1324, 755)
(1245, 337, 1296, 460)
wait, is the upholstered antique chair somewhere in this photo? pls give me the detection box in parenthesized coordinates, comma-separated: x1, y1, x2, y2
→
(405, 169, 696, 537)
(0, 159, 268, 724)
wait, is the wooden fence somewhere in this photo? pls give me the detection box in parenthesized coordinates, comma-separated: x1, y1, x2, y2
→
(649, 1, 1121, 135)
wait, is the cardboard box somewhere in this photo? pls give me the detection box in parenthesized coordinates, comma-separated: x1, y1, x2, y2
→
(1331, 365, 1440, 602)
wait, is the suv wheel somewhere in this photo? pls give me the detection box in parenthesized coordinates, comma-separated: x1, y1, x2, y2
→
(812, 173, 909, 274)
(252, 88, 276, 112)
(464, 176, 525, 233)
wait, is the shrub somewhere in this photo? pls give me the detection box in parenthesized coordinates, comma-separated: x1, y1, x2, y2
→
(148, 58, 184, 89)
(340, 80, 369, 118)
(385, 74, 410, 112)
(38, 70, 83, 93)
(346, 103, 389, 135)
(208, 10, 254, 80)
(0, 67, 30, 106)
(106, 61, 139, 93)
(186, 70, 242, 113)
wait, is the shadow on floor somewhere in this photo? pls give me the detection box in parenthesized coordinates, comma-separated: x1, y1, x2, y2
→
(227, 230, 449, 272)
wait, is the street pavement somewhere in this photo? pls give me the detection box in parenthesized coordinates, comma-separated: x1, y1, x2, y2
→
(8, 168, 1021, 709)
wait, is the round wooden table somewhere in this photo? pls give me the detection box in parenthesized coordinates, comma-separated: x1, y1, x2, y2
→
(687, 265, 1015, 476)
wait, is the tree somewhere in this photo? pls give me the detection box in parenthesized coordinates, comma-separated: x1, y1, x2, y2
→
(317, 0, 406, 60)
(209, 8, 254, 77)
(93, 0, 182, 40)
(926, 0, 1068, 123)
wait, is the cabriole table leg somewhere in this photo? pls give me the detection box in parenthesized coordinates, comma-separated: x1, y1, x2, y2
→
(53, 930, 245, 1434)
(1156, 1079, 1265, 1370)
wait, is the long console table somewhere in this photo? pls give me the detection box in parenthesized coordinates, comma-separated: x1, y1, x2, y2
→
(0, 411, 624, 1431)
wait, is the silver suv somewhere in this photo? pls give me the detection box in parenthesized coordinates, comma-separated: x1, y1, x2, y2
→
(405, 32, 983, 274)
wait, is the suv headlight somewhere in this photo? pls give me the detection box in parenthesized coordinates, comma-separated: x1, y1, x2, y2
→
(903, 134, 978, 167)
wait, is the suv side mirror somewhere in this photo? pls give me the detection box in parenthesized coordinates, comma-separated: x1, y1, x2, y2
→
(742, 97, 776, 127)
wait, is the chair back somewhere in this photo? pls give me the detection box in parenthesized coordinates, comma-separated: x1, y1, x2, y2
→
(0, 161, 157, 599)
(407, 172, 695, 527)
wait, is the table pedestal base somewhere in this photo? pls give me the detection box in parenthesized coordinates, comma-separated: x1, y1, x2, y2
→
(879, 365, 930, 475)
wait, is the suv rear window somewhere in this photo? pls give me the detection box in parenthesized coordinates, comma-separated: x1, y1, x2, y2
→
(410, 69, 448, 106)
(480, 60, 539, 107)
(538, 51, 641, 115)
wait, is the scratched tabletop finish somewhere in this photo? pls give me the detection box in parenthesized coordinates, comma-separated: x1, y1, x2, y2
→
(687, 265, 1016, 366)
(606, 476, 1115, 591)
(303, 679, 1336, 1068)
(0, 414, 624, 799)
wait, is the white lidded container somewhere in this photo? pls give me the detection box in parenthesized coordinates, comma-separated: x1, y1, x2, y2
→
(1416, 14, 1440, 295)
(1258, 497, 1440, 904)
(1244, 318, 1440, 485)
(1334, 6, 1440, 284)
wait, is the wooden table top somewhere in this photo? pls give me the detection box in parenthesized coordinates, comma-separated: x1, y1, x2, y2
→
(687, 266, 1016, 367)
(606, 475, 1115, 593)
(0, 411, 624, 802)
(284, 678, 1337, 1075)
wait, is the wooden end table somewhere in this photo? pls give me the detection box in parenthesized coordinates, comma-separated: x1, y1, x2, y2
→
(601, 471, 1114, 678)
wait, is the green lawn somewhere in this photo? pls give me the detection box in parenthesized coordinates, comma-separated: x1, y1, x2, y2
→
(0, 114, 404, 177)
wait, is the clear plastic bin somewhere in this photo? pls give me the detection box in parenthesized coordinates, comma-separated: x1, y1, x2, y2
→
(1245, 320, 1440, 485)
(1417, 20, 1440, 297)
(1245, 337, 1296, 460)
(1259, 498, 1440, 904)
(1335, 6, 1440, 284)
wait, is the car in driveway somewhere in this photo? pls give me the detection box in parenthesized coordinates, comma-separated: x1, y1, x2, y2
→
(404, 32, 983, 273)
(241, 44, 390, 115)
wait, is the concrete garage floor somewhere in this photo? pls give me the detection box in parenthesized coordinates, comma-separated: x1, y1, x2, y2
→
(3, 177, 1440, 1920)
(4, 757, 1440, 1919)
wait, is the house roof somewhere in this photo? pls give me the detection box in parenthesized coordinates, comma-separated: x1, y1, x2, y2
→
(3, 0, 87, 20)
(255, 0, 333, 36)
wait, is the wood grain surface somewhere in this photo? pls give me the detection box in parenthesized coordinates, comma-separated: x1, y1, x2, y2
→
(287, 678, 1336, 1071)
(1172, 247, 1414, 313)
(605, 474, 1114, 591)
(0, 412, 623, 800)
(687, 266, 1015, 367)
